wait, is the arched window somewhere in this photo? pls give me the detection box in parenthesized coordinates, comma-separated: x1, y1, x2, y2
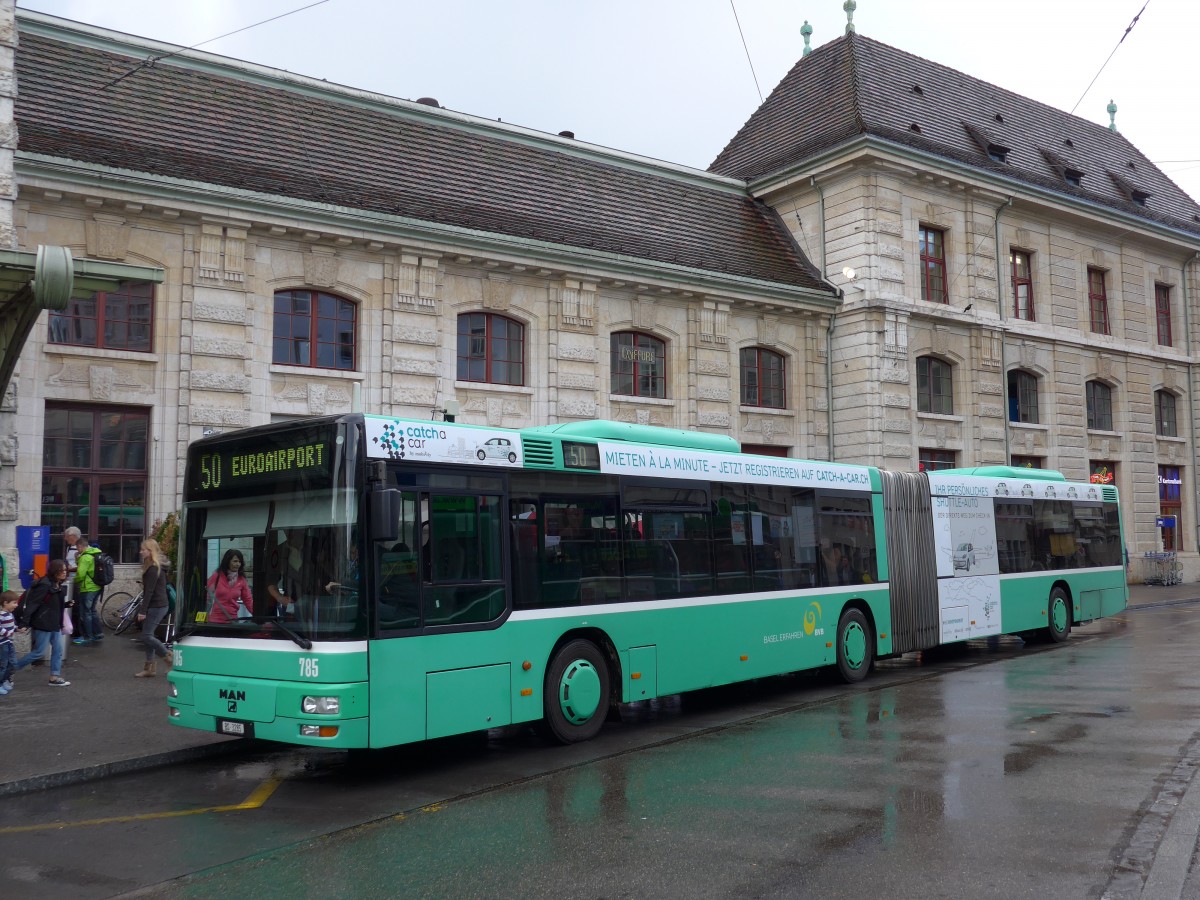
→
(916, 356, 953, 415)
(611, 332, 666, 398)
(1155, 390, 1178, 437)
(1086, 380, 1113, 431)
(1007, 370, 1039, 424)
(457, 313, 525, 386)
(740, 347, 786, 408)
(272, 289, 357, 370)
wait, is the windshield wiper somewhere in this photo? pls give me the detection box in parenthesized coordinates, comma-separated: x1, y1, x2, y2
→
(254, 616, 313, 650)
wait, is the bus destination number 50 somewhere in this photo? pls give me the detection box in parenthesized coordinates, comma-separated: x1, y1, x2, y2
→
(199, 452, 222, 490)
(299, 657, 319, 678)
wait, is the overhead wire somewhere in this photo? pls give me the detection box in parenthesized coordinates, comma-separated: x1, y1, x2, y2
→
(729, 0, 763, 104)
(1068, 0, 1150, 116)
(98, 0, 332, 91)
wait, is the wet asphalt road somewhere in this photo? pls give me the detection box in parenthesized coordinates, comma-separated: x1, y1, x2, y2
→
(4, 601, 1200, 899)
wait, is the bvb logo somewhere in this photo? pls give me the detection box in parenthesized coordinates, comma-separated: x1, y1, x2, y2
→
(803, 600, 822, 636)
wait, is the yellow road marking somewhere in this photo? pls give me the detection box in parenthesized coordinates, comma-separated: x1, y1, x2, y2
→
(0, 776, 283, 834)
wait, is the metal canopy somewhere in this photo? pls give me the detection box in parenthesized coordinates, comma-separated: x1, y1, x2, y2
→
(0, 245, 164, 398)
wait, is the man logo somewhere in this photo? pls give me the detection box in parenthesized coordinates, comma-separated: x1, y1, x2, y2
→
(227, 700, 238, 713)
(219, 689, 246, 701)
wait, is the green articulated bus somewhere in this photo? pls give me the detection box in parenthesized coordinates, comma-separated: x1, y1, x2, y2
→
(167, 414, 1128, 747)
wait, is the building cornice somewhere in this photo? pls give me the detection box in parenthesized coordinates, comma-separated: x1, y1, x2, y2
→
(751, 135, 1200, 251)
(17, 153, 837, 309)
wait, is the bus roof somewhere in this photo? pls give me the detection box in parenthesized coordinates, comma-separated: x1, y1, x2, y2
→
(935, 465, 1067, 482)
(522, 420, 741, 453)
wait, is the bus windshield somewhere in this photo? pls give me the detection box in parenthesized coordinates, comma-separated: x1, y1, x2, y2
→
(177, 420, 365, 641)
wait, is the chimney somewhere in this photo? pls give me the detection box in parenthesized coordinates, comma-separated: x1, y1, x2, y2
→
(416, 97, 440, 108)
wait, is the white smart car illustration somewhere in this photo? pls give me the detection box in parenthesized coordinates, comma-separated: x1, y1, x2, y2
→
(476, 437, 518, 463)
(952, 542, 976, 571)
(995, 482, 1009, 497)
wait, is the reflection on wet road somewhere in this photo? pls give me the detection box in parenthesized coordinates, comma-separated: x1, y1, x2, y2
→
(6, 605, 1200, 899)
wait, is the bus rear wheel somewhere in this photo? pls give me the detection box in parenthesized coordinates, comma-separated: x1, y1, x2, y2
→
(540, 639, 610, 744)
(1046, 587, 1072, 643)
(836, 608, 873, 684)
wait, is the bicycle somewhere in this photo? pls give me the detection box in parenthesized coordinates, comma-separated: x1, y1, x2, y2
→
(100, 590, 142, 635)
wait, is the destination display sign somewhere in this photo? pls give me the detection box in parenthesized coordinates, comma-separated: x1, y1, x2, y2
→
(186, 424, 339, 500)
(596, 441, 872, 491)
(364, 417, 523, 467)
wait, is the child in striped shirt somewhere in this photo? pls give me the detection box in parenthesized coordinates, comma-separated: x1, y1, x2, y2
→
(0, 590, 19, 695)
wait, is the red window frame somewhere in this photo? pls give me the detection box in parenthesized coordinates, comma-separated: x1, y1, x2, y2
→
(1010, 250, 1034, 320)
(918, 448, 956, 471)
(739, 347, 786, 409)
(1155, 283, 1173, 346)
(611, 332, 666, 398)
(457, 313, 525, 386)
(1087, 267, 1110, 335)
(919, 226, 947, 303)
(47, 281, 155, 352)
(41, 403, 149, 565)
(272, 290, 357, 371)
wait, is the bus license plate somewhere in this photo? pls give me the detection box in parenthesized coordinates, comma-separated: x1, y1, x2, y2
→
(217, 719, 253, 737)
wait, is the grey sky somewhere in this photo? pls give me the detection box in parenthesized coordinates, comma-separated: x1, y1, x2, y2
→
(17, 1, 1200, 202)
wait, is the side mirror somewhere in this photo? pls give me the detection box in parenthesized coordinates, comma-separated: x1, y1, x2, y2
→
(370, 488, 402, 543)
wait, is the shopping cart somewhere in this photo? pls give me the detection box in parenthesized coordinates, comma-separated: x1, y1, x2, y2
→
(1142, 551, 1182, 586)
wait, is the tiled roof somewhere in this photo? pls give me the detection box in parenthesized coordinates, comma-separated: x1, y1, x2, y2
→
(711, 33, 1200, 237)
(13, 29, 831, 294)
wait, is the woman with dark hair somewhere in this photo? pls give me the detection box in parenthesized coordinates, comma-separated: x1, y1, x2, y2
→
(206, 549, 252, 625)
(13, 558, 72, 686)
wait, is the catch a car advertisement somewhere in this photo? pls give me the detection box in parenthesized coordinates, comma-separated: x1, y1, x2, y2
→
(364, 418, 523, 467)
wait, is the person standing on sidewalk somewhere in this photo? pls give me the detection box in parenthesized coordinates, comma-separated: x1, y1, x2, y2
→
(134, 539, 171, 678)
(72, 535, 104, 646)
(62, 526, 82, 641)
(0, 590, 19, 694)
(13, 559, 72, 686)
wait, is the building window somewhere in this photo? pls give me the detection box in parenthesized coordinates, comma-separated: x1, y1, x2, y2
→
(919, 226, 947, 303)
(1156, 390, 1178, 437)
(1010, 250, 1034, 320)
(1159, 465, 1182, 552)
(1010, 455, 1043, 469)
(919, 448, 956, 471)
(1086, 381, 1113, 431)
(1087, 267, 1110, 335)
(1007, 370, 1039, 424)
(457, 313, 525, 386)
(41, 404, 149, 565)
(47, 281, 154, 352)
(611, 332, 666, 398)
(742, 443, 790, 458)
(740, 347, 786, 408)
(1156, 283, 1173, 347)
(916, 356, 953, 415)
(272, 290, 357, 370)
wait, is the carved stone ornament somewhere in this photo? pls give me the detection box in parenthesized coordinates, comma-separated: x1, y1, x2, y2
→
(86, 215, 131, 260)
(633, 296, 657, 330)
(758, 315, 780, 348)
(482, 277, 513, 311)
(304, 250, 339, 288)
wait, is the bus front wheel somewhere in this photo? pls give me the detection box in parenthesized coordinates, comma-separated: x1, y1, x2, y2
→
(1047, 587, 1072, 643)
(836, 608, 873, 684)
(540, 639, 611, 744)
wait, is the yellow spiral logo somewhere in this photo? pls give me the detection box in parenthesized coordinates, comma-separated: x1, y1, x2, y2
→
(804, 600, 822, 635)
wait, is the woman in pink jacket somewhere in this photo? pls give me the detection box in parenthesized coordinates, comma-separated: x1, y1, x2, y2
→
(207, 549, 252, 624)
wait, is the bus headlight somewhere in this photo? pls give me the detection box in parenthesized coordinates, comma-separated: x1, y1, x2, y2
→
(302, 696, 340, 715)
(169, 683, 179, 698)
(300, 724, 339, 737)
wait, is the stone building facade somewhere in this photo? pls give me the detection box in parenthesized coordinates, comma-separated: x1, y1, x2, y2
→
(1, 9, 1197, 583)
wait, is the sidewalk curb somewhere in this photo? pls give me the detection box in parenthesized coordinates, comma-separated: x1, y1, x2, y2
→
(0, 738, 262, 798)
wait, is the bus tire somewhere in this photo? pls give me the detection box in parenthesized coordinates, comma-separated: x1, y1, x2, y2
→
(540, 639, 611, 744)
(1046, 587, 1072, 643)
(836, 608, 873, 684)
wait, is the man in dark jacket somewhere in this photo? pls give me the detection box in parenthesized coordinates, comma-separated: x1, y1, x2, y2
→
(14, 559, 72, 686)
